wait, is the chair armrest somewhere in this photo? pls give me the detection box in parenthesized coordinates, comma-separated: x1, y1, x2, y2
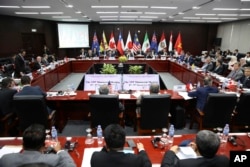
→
(1, 112, 15, 122)
(48, 110, 56, 119)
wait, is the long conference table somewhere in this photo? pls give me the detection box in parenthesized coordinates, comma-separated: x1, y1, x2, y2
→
(1, 133, 250, 167)
(30, 58, 220, 132)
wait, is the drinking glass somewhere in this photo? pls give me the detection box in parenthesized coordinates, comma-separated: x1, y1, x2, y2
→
(85, 128, 94, 144)
(160, 128, 168, 149)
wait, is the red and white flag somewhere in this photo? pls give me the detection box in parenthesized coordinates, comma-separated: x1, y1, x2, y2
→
(117, 32, 125, 55)
(168, 32, 173, 52)
(109, 32, 116, 50)
(125, 31, 133, 50)
(158, 32, 167, 52)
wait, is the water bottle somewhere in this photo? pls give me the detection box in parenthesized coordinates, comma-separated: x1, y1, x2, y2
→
(221, 124, 230, 143)
(51, 126, 58, 142)
(97, 125, 103, 144)
(168, 124, 175, 144)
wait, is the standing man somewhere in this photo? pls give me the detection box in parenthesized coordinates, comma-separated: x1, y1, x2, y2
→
(14, 49, 26, 78)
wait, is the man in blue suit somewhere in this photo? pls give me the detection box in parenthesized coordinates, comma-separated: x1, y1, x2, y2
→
(188, 76, 219, 113)
(15, 76, 52, 113)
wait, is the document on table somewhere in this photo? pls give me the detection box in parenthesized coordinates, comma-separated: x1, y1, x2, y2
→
(178, 92, 193, 100)
(0, 145, 22, 158)
(176, 146, 197, 159)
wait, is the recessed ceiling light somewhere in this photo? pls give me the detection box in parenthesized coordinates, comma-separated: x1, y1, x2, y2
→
(52, 16, 71, 18)
(183, 17, 200, 19)
(145, 12, 166, 15)
(75, 11, 82, 14)
(151, 6, 177, 9)
(217, 14, 238, 16)
(196, 13, 216, 16)
(240, 14, 250, 16)
(40, 12, 64, 15)
(192, 6, 200, 9)
(66, 4, 73, 8)
(240, 8, 250, 10)
(120, 12, 143, 14)
(220, 18, 238, 20)
(121, 6, 148, 8)
(96, 12, 119, 14)
(213, 8, 238, 11)
(136, 19, 153, 21)
(174, 20, 189, 22)
(15, 12, 39, 14)
(21, 6, 50, 8)
(120, 16, 138, 18)
(91, 6, 118, 8)
(0, 6, 20, 8)
(140, 16, 158, 19)
(62, 19, 79, 21)
(100, 16, 118, 18)
(202, 17, 219, 19)
(178, 12, 184, 15)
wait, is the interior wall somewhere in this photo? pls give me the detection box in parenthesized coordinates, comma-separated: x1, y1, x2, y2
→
(0, 15, 218, 59)
(217, 19, 250, 53)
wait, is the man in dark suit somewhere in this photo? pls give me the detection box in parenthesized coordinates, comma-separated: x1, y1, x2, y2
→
(227, 62, 244, 81)
(14, 49, 26, 78)
(15, 76, 53, 113)
(161, 130, 229, 167)
(90, 124, 152, 167)
(201, 56, 214, 72)
(0, 77, 17, 116)
(213, 59, 224, 75)
(0, 124, 76, 167)
(240, 66, 250, 88)
(32, 56, 43, 71)
(188, 76, 219, 113)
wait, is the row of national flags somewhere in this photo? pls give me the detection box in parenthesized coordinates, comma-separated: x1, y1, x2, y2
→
(92, 31, 183, 55)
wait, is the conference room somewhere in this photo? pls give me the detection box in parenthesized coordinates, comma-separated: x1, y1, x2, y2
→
(0, 0, 250, 167)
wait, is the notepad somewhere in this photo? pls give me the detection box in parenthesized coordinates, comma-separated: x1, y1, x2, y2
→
(176, 146, 197, 159)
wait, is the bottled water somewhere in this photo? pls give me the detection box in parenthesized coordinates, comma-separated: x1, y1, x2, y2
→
(97, 125, 103, 144)
(51, 126, 58, 142)
(168, 124, 175, 144)
(221, 124, 230, 143)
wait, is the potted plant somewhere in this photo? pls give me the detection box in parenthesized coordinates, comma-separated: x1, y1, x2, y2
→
(100, 63, 117, 74)
(128, 65, 143, 74)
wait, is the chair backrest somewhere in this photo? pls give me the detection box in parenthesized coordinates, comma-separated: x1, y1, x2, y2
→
(13, 95, 48, 131)
(234, 92, 250, 126)
(203, 93, 237, 128)
(89, 94, 120, 129)
(140, 94, 171, 129)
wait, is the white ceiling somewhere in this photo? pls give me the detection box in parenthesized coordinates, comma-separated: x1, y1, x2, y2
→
(0, 0, 250, 23)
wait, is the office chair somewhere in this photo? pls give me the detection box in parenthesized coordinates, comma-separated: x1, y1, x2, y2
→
(232, 92, 250, 131)
(189, 93, 237, 130)
(89, 94, 124, 131)
(0, 112, 18, 137)
(136, 94, 171, 135)
(13, 95, 56, 133)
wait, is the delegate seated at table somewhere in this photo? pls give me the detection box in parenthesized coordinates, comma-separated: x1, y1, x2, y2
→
(90, 124, 152, 167)
(161, 130, 229, 167)
(188, 76, 219, 114)
(0, 124, 76, 167)
(240, 66, 250, 88)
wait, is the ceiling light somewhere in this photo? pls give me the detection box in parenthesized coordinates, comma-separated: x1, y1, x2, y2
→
(21, 6, 50, 8)
(62, 19, 79, 21)
(207, 21, 222, 23)
(75, 11, 82, 14)
(178, 12, 184, 15)
(217, 14, 238, 16)
(213, 8, 238, 11)
(241, 0, 250, 1)
(183, 17, 200, 19)
(101, 19, 119, 21)
(190, 20, 205, 22)
(119, 19, 136, 21)
(202, 17, 219, 19)
(96, 12, 119, 14)
(169, 16, 174, 18)
(120, 16, 138, 18)
(140, 16, 158, 19)
(121, 6, 148, 8)
(0, 6, 20, 8)
(196, 13, 216, 16)
(174, 20, 189, 22)
(151, 6, 177, 9)
(120, 12, 142, 14)
(145, 12, 166, 15)
(52, 16, 71, 18)
(100, 16, 118, 18)
(91, 6, 118, 8)
(15, 12, 39, 14)
(40, 12, 64, 15)
(100, 22, 152, 24)
(220, 18, 238, 20)
(136, 19, 153, 21)
(192, 6, 200, 9)
(240, 8, 250, 10)
(66, 4, 73, 8)
(82, 15, 88, 18)
(240, 14, 250, 16)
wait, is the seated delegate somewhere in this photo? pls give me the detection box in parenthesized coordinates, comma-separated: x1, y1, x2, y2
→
(161, 130, 229, 167)
(90, 124, 152, 167)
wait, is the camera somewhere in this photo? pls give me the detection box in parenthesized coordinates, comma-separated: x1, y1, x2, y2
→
(228, 136, 237, 146)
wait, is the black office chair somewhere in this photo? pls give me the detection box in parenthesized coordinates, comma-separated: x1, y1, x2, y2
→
(89, 94, 124, 131)
(13, 95, 56, 133)
(189, 93, 237, 130)
(232, 92, 250, 131)
(136, 94, 171, 135)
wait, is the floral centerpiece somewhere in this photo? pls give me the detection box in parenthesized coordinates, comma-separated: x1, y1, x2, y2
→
(118, 55, 128, 63)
